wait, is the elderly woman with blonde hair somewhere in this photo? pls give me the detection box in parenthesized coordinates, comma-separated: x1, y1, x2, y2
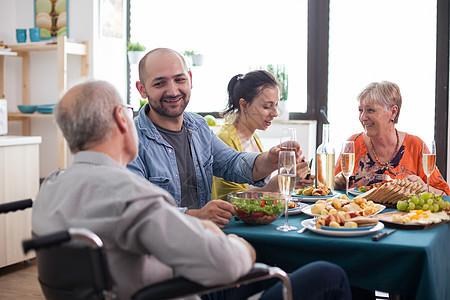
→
(335, 81, 449, 195)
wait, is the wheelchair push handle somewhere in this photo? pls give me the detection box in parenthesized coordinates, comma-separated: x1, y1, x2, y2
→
(0, 198, 33, 214)
(23, 231, 71, 254)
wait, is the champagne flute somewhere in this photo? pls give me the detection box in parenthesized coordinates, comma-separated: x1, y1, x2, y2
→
(340, 141, 355, 195)
(280, 128, 297, 152)
(422, 140, 436, 192)
(276, 150, 297, 232)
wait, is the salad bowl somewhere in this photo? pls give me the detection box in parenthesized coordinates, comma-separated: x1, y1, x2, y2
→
(227, 191, 285, 225)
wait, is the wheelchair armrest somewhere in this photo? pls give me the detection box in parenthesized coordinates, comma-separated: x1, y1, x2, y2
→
(0, 198, 33, 214)
(22, 228, 104, 254)
(131, 263, 291, 300)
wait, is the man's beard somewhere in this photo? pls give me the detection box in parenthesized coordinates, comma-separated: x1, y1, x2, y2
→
(146, 92, 189, 118)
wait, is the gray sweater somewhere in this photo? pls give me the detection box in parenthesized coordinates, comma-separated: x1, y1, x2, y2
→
(32, 151, 252, 299)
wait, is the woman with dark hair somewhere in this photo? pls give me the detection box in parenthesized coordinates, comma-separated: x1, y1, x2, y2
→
(211, 70, 313, 200)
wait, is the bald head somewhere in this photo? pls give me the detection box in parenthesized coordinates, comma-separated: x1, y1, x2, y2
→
(138, 48, 189, 85)
(55, 80, 123, 153)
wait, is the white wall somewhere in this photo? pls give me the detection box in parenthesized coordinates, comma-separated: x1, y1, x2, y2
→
(0, 0, 127, 178)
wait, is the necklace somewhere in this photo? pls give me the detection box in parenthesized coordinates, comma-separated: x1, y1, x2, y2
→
(370, 129, 399, 167)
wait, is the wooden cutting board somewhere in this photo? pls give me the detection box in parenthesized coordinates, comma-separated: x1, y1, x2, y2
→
(377, 211, 450, 230)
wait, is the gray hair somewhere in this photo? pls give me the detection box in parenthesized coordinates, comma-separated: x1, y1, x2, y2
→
(54, 80, 122, 153)
(357, 81, 402, 123)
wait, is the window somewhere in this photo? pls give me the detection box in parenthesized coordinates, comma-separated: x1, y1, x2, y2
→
(328, 0, 437, 153)
(128, 0, 308, 114)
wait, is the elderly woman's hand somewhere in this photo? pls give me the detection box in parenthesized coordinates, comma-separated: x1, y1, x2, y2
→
(403, 175, 426, 185)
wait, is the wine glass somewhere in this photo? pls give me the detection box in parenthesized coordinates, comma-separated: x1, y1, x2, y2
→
(422, 140, 436, 192)
(340, 141, 355, 195)
(280, 128, 297, 152)
(276, 150, 297, 232)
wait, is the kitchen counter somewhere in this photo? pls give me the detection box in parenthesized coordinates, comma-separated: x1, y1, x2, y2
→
(0, 135, 41, 268)
(0, 135, 42, 147)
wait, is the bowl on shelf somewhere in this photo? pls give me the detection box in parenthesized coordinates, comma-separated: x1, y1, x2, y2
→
(227, 191, 285, 225)
(36, 104, 55, 114)
(17, 105, 38, 114)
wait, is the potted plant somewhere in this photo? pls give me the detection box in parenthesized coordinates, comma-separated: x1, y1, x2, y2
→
(127, 41, 146, 65)
(183, 50, 204, 67)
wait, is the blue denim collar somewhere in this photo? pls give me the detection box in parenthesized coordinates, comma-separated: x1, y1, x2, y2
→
(135, 103, 200, 144)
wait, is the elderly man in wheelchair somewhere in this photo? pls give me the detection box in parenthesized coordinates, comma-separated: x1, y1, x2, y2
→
(27, 80, 351, 300)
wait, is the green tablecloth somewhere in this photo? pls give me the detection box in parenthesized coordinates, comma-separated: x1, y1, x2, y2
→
(223, 209, 450, 300)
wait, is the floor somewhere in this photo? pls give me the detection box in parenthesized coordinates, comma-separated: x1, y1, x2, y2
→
(0, 258, 393, 300)
(0, 259, 44, 299)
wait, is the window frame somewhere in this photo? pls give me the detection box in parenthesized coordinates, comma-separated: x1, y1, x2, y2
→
(126, 0, 449, 178)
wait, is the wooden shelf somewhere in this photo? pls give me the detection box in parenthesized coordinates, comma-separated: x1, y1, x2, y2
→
(8, 112, 54, 120)
(9, 40, 87, 56)
(3, 36, 89, 169)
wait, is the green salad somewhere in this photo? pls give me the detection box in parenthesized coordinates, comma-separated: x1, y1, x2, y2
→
(230, 197, 285, 225)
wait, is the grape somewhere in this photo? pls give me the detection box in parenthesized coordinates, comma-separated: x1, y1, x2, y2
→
(433, 203, 439, 212)
(397, 201, 408, 211)
(398, 192, 448, 212)
(422, 192, 434, 200)
(410, 196, 419, 205)
(418, 197, 425, 206)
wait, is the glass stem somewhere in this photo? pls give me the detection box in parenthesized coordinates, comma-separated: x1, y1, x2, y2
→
(427, 175, 430, 192)
(345, 176, 349, 195)
(284, 196, 289, 226)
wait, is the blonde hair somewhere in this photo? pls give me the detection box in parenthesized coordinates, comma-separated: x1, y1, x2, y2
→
(357, 81, 402, 123)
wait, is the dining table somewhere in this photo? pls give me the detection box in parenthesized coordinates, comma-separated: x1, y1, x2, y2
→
(222, 196, 450, 300)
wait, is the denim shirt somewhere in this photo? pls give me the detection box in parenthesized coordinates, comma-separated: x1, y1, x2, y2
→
(127, 104, 264, 213)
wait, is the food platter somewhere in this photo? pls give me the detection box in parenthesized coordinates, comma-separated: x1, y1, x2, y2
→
(348, 188, 363, 196)
(301, 219, 384, 237)
(291, 192, 340, 203)
(377, 211, 450, 230)
(301, 204, 386, 218)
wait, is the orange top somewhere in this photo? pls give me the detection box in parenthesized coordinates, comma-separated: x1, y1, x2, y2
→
(335, 133, 450, 195)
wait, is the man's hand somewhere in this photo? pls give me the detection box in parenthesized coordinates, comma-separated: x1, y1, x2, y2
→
(186, 200, 236, 228)
(335, 172, 353, 191)
(200, 221, 256, 263)
(199, 219, 225, 235)
(227, 234, 256, 263)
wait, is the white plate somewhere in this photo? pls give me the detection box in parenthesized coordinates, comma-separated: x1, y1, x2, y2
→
(291, 192, 340, 203)
(283, 203, 309, 216)
(301, 218, 384, 237)
(0, 48, 12, 52)
(301, 204, 386, 218)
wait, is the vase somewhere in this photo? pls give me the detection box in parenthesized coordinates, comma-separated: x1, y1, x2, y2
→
(191, 54, 204, 66)
(127, 51, 146, 65)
